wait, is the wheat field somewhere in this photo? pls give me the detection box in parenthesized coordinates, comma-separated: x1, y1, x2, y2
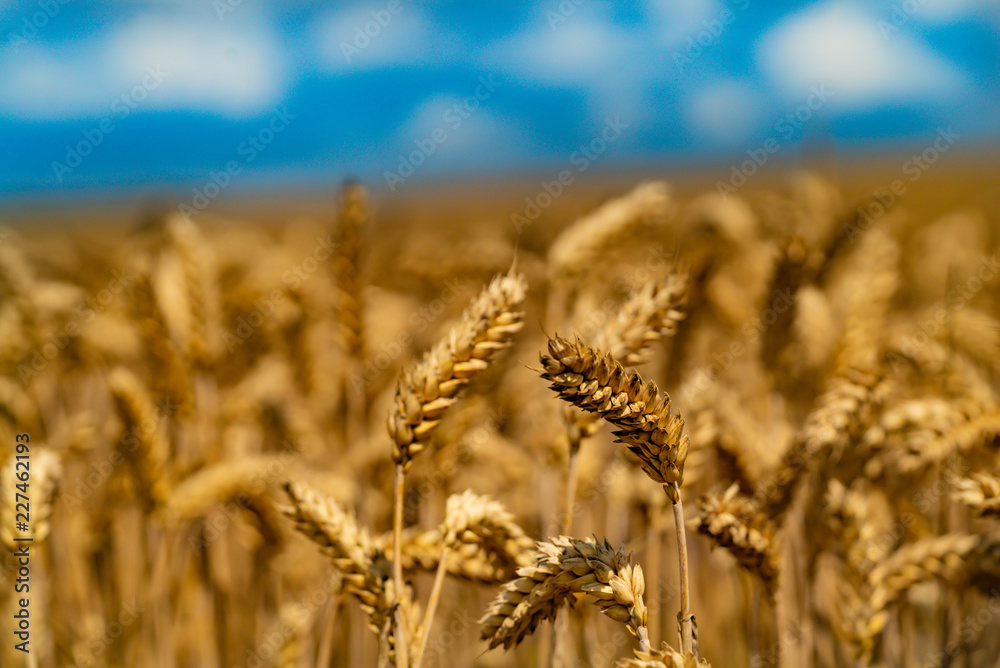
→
(2, 167, 1000, 667)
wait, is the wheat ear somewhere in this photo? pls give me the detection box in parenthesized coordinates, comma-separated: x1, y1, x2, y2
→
(480, 536, 648, 651)
(538, 335, 696, 655)
(692, 483, 779, 600)
(107, 367, 170, 509)
(953, 473, 1000, 517)
(282, 481, 419, 660)
(387, 268, 527, 468)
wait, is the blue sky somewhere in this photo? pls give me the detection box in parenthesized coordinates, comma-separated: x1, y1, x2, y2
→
(1, 0, 998, 203)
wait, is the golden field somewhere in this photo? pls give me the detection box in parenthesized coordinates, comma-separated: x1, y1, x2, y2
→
(1, 156, 1000, 667)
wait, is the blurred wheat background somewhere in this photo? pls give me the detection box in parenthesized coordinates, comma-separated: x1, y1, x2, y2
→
(2, 1, 1000, 667)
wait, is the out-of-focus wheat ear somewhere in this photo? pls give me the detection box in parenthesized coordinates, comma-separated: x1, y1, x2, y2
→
(692, 483, 779, 601)
(131, 256, 193, 415)
(759, 236, 807, 374)
(0, 236, 38, 338)
(441, 490, 536, 572)
(417, 491, 536, 666)
(845, 533, 994, 663)
(334, 180, 368, 365)
(0, 449, 62, 549)
(616, 641, 712, 667)
(833, 227, 899, 375)
(388, 268, 527, 470)
(375, 528, 518, 583)
(277, 602, 309, 668)
(548, 181, 673, 284)
(479, 536, 648, 651)
(539, 335, 690, 492)
(166, 214, 218, 368)
(953, 473, 1000, 517)
(107, 367, 170, 509)
(756, 368, 885, 522)
(160, 455, 294, 545)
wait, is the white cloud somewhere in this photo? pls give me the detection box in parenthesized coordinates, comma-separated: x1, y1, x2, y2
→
(908, 0, 1000, 23)
(757, 1, 962, 108)
(314, 4, 432, 70)
(687, 81, 766, 143)
(644, 0, 727, 46)
(395, 93, 523, 164)
(0, 15, 285, 120)
(482, 17, 652, 124)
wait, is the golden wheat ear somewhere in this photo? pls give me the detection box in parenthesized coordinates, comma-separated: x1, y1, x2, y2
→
(539, 334, 690, 493)
(479, 536, 648, 651)
(692, 483, 779, 601)
(388, 268, 527, 469)
(106, 366, 170, 509)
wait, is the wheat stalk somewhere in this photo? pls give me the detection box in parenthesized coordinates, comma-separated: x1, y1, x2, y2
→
(480, 536, 649, 651)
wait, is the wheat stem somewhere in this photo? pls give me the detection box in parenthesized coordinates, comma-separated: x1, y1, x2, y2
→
(670, 484, 696, 658)
(561, 448, 580, 534)
(637, 626, 651, 654)
(392, 463, 409, 668)
(415, 545, 450, 668)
